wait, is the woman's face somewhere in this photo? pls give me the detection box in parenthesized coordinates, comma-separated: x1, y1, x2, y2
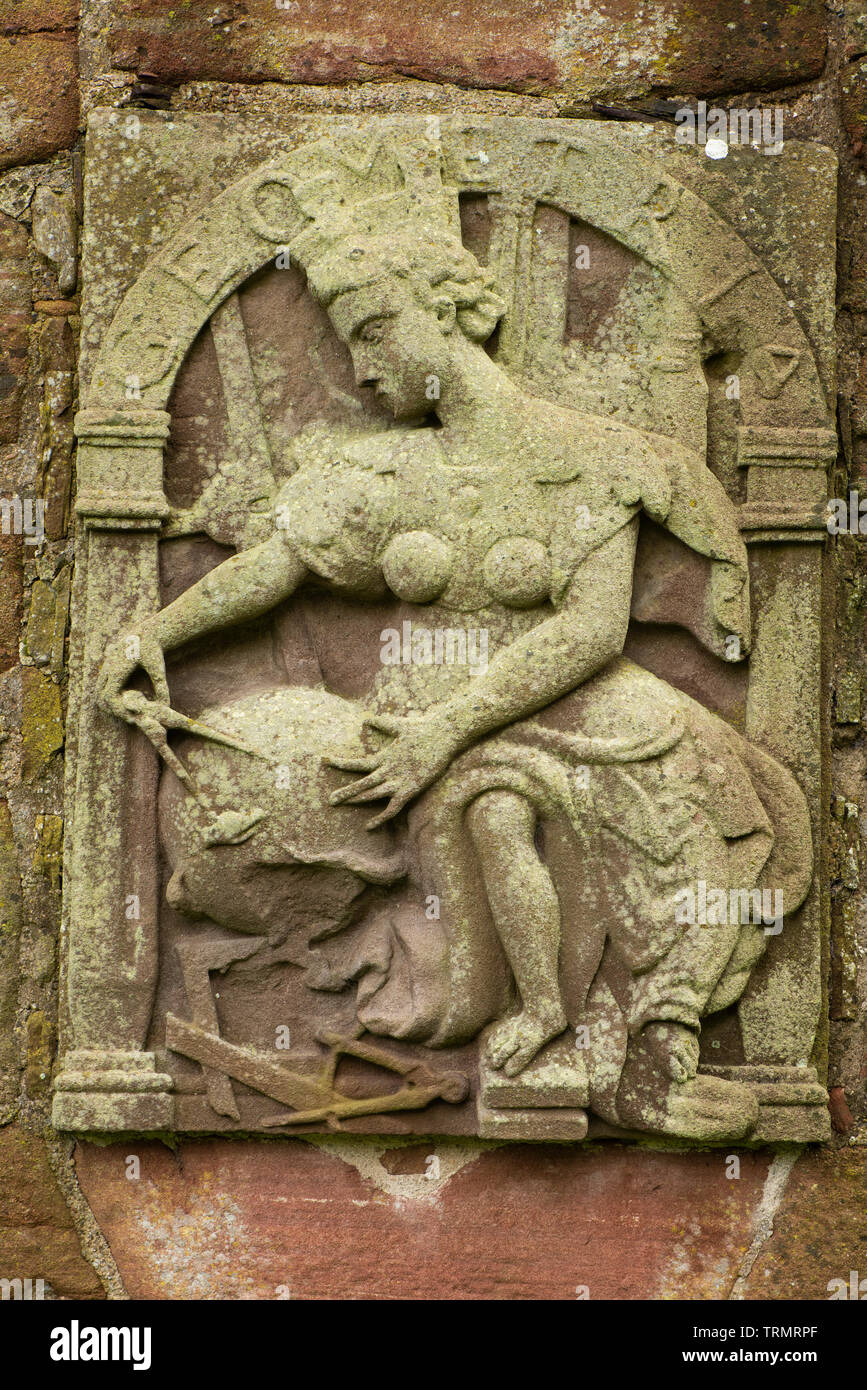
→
(327, 277, 455, 419)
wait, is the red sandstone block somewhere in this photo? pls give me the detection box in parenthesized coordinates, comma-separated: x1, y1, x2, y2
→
(1, 0, 78, 35)
(841, 59, 867, 153)
(0, 213, 31, 448)
(0, 34, 79, 171)
(77, 1138, 776, 1300)
(0, 1126, 104, 1298)
(0, 527, 22, 673)
(744, 1148, 867, 1300)
(106, 0, 826, 99)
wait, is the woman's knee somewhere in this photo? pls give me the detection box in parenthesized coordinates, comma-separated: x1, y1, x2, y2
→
(467, 789, 534, 852)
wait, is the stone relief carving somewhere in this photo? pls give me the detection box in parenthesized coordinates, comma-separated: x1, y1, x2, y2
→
(54, 114, 836, 1142)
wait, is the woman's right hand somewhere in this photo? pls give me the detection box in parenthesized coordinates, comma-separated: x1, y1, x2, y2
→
(96, 625, 169, 721)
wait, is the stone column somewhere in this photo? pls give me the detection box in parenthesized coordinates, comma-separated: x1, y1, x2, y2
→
(729, 423, 837, 1139)
(52, 409, 174, 1130)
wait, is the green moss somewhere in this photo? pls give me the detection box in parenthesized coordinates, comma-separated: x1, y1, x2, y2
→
(21, 668, 64, 780)
(34, 813, 63, 891)
(25, 1010, 55, 1098)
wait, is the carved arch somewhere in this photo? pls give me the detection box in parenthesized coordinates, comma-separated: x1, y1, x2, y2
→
(82, 119, 830, 431)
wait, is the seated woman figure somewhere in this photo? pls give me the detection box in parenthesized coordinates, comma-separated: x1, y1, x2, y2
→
(97, 201, 809, 1134)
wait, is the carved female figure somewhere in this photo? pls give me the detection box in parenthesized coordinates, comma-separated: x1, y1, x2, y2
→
(98, 170, 811, 1138)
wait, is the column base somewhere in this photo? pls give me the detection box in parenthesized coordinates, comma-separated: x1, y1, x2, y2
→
(700, 1064, 831, 1142)
(52, 1050, 175, 1132)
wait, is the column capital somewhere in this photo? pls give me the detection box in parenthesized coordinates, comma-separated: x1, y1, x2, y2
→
(737, 424, 838, 467)
(74, 408, 171, 528)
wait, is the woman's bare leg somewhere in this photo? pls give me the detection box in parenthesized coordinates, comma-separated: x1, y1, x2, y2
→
(467, 789, 567, 1076)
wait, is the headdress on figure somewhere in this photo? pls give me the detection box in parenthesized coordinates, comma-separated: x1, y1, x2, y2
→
(275, 128, 506, 341)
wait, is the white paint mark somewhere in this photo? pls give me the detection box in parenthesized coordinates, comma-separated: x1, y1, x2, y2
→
(729, 1147, 801, 1299)
(304, 1137, 484, 1206)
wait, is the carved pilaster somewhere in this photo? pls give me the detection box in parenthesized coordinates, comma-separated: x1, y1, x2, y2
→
(52, 409, 173, 1130)
(734, 425, 835, 1095)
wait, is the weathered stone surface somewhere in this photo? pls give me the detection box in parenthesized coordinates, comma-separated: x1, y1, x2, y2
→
(0, 1125, 104, 1298)
(75, 1136, 817, 1300)
(24, 1007, 54, 1098)
(0, 35, 79, 170)
(20, 666, 64, 780)
(105, 0, 827, 102)
(31, 187, 77, 296)
(0, 798, 22, 1110)
(0, 212, 30, 447)
(0, 529, 21, 676)
(1, 0, 78, 35)
(36, 315, 75, 541)
(743, 1146, 867, 1298)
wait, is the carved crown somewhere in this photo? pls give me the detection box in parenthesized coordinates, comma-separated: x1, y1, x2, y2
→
(283, 130, 464, 301)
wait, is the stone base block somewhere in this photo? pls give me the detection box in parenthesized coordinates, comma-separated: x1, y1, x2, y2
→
(700, 1063, 831, 1142)
(751, 1104, 832, 1143)
(52, 1089, 175, 1132)
(477, 1099, 589, 1140)
(479, 1029, 590, 1111)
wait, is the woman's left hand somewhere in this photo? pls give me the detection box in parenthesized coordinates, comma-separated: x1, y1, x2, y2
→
(324, 710, 463, 829)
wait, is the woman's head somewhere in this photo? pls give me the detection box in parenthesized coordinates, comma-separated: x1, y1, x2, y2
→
(307, 226, 506, 418)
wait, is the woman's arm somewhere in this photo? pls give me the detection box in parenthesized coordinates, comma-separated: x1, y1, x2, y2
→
(649, 437, 751, 651)
(328, 524, 637, 827)
(97, 532, 306, 716)
(438, 523, 636, 747)
(154, 532, 306, 653)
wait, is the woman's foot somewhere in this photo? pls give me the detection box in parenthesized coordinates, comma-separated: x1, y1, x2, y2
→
(642, 1021, 700, 1084)
(612, 1024, 758, 1140)
(485, 1007, 567, 1077)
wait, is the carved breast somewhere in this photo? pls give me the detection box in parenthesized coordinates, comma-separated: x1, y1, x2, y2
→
(482, 536, 551, 608)
(380, 531, 454, 603)
(381, 528, 554, 608)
